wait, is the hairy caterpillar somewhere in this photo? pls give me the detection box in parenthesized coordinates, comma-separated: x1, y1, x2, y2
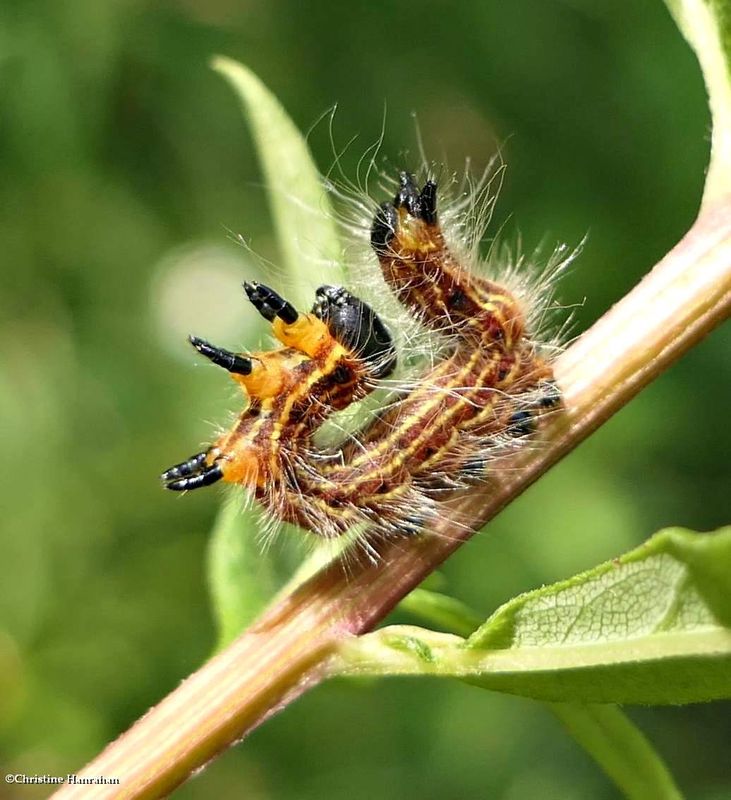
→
(162, 170, 566, 541)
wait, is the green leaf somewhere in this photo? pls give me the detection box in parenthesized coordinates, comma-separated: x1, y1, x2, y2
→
(207, 495, 277, 648)
(550, 704, 683, 800)
(211, 56, 343, 305)
(665, 0, 731, 207)
(335, 528, 731, 704)
(206, 59, 346, 644)
(397, 588, 483, 638)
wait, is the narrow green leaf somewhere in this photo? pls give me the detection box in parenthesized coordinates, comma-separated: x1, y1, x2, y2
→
(211, 55, 343, 305)
(397, 588, 483, 638)
(271, 528, 359, 601)
(207, 495, 277, 648)
(550, 704, 683, 800)
(335, 528, 731, 704)
(206, 59, 345, 644)
(665, 0, 731, 207)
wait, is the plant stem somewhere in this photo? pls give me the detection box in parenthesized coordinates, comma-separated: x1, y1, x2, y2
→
(52, 199, 731, 799)
(550, 703, 684, 800)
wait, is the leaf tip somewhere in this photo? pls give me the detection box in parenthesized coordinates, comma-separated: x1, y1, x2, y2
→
(210, 53, 238, 76)
(210, 55, 257, 95)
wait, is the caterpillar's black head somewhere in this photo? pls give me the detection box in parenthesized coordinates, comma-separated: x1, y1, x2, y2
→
(312, 286, 397, 379)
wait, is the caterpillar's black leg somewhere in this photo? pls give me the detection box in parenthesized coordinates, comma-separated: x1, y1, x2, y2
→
(312, 285, 397, 378)
(458, 453, 491, 483)
(243, 281, 299, 324)
(189, 336, 252, 375)
(370, 201, 399, 255)
(165, 464, 224, 491)
(161, 451, 208, 482)
(507, 410, 536, 437)
(399, 513, 427, 536)
(536, 379, 562, 409)
(503, 382, 561, 440)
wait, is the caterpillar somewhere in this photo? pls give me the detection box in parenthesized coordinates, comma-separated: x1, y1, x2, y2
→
(161, 171, 564, 542)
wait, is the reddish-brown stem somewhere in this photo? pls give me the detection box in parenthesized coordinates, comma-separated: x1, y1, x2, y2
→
(53, 199, 731, 799)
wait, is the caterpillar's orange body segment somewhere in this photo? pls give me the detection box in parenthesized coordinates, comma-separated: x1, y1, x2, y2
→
(162, 172, 562, 540)
(271, 314, 333, 357)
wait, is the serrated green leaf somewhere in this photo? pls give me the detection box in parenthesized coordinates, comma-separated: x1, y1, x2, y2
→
(665, 0, 731, 207)
(336, 528, 731, 705)
(206, 59, 345, 644)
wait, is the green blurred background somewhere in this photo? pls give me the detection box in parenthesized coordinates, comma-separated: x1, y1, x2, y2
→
(1, 0, 729, 798)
